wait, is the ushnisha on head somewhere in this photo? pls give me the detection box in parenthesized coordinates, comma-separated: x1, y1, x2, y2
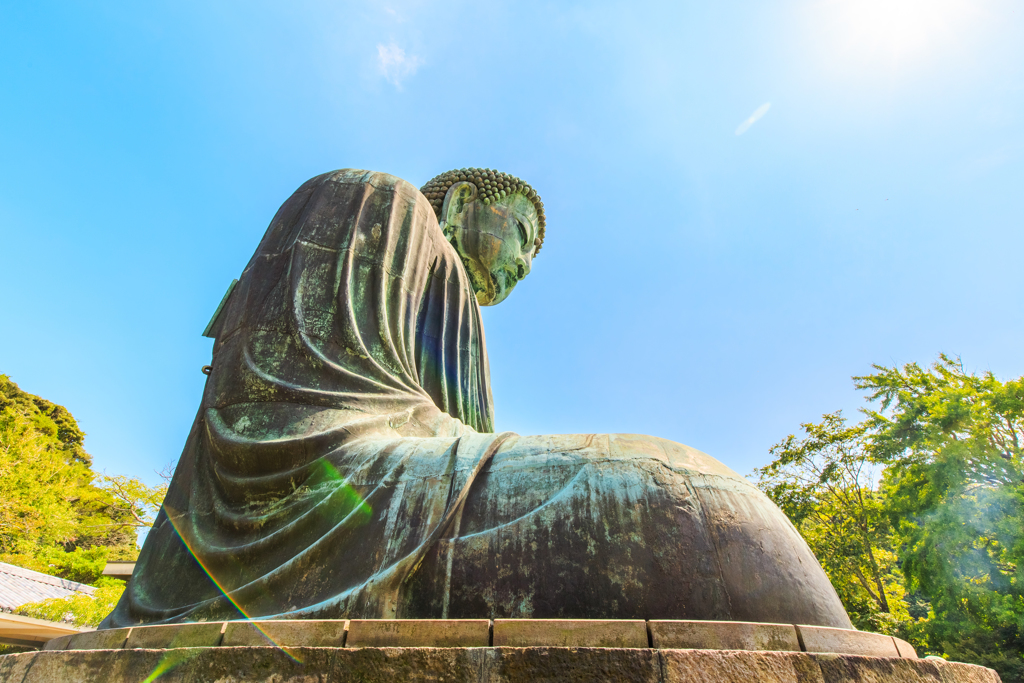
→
(421, 168, 546, 306)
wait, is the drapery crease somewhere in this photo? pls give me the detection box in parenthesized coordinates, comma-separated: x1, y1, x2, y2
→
(102, 168, 855, 630)
(103, 170, 503, 625)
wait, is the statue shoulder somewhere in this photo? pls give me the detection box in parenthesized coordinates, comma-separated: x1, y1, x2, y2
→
(312, 169, 420, 197)
(289, 170, 430, 217)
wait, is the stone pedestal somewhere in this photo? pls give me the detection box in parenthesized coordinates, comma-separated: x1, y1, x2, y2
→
(0, 620, 1001, 683)
(0, 646, 1001, 683)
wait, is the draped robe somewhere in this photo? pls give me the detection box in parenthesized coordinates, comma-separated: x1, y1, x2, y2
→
(103, 170, 852, 629)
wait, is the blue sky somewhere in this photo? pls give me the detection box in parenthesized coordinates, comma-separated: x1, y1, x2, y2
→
(2, 0, 1022, 485)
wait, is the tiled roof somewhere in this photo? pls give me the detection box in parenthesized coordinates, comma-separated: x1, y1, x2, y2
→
(0, 562, 96, 612)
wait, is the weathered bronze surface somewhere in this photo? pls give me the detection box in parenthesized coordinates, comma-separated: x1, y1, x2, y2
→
(102, 169, 852, 629)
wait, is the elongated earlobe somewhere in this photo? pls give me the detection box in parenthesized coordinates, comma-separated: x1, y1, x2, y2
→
(438, 181, 476, 239)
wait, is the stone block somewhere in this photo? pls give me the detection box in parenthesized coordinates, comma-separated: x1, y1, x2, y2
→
(332, 646, 488, 681)
(346, 619, 489, 647)
(66, 627, 131, 651)
(492, 619, 648, 648)
(814, 654, 975, 683)
(662, 649, 826, 683)
(931, 659, 1002, 683)
(42, 634, 73, 651)
(124, 622, 225, 649)
(650, 620, 800, 652)
(893, 637, 918, 659)
(797, 626, 900, 657)
(221, 619, 348, 647)
(486, 646, 661, 682)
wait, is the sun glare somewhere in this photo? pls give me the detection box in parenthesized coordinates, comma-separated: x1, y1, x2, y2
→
(809, 0, 979, 76)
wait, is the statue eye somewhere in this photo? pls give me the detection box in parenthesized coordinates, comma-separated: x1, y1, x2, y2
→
(515, 218, 530, 249)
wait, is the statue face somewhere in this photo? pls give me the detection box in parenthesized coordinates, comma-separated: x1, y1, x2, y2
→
(444, 190, 539, 306)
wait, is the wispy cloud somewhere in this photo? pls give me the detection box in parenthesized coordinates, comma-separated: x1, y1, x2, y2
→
(735, 102, 771, 136)
(377, 42, 422, 89)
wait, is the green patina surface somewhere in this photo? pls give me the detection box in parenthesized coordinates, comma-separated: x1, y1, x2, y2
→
(101, 168, 853, 631)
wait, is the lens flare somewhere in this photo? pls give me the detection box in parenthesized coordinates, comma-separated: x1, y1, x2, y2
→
(144, 460, 374, 679)
(310, 460, 374, 523)
(141, 648, 204, 683)
(161, 509, 304, 664)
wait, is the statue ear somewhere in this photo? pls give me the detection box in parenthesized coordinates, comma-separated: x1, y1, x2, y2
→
(440, 181, 478, 236)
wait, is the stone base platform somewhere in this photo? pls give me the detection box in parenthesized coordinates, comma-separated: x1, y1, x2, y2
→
(0, 620, 1001, 682)
(40, 619, 922, 657)
(0, 646, 1001, 683)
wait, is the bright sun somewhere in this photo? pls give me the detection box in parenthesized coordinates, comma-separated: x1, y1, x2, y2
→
(809, 0, 978, 75)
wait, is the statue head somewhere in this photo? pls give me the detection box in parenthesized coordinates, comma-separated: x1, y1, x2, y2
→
(420, 168, 546, 306)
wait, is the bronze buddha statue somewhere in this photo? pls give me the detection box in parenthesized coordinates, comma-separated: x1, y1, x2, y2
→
(102, 168, 851, 630)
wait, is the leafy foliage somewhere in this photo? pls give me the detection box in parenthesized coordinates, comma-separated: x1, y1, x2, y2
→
(859, 355, 1024, 681)
(15, 577, 126, 628)
(97, 473, 166, 529)
(756, 356, 1024, 682)
(754, 413, 917, 637)
(0, 374, 167, 621)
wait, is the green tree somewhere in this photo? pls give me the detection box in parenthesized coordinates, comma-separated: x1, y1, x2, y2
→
(97, 473, 167, 530)
(0, 374, 166, 584)
(858, 355, 1024, 681)
(758, 356, 1024, 683)
(754, 412, 920, 638)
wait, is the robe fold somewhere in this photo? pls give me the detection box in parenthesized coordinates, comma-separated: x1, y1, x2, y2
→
(103, 169, 853, 629)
